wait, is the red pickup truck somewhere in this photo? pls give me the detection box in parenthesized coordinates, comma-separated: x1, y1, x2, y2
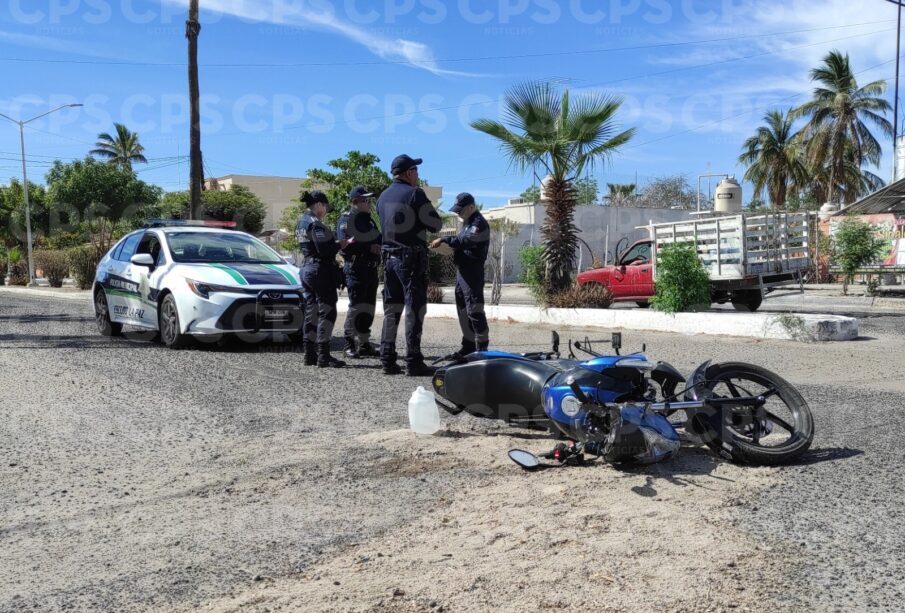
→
(577, 240, 656, 307)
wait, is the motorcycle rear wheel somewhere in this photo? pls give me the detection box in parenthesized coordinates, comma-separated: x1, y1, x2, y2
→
(687, 362, 813, 465)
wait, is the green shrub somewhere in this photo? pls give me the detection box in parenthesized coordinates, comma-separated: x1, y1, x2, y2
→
(67, 245, 103, 290)
(547, 282, 613, 309)
(35, 250, 70, 287)
(518, 244, 546, 301)
(6, 246, 27, 285)
(650, 242, 710, 314)
(833, 217, 887, 295)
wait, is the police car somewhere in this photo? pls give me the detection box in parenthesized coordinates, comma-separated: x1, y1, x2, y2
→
(92, 221, 304, 348)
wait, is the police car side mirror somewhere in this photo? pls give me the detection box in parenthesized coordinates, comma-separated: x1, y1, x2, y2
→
(130, 253, 155, 267)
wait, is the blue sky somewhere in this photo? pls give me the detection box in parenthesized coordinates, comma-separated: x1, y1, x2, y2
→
(0, 0, 899, 208)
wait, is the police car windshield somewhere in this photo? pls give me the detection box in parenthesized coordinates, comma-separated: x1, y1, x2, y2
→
(167, 232, 284, 264)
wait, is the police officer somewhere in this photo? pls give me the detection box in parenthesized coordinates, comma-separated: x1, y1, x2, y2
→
(430, 192, 490, 357)
(336, 186, 381, 359)
(296, 190, 346, 368)
(377, 154, 443, 376)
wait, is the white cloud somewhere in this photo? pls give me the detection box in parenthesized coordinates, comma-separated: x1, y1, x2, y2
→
(161, 0, 478, 77)
(0, 29, 102, 56)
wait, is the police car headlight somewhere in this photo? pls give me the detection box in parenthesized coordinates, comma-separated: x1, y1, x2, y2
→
(186, 279, 234, 299)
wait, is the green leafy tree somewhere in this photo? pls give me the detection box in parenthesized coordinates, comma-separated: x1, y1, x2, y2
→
(650, 242, 711, 314)
(90, 123, 148, 171)
(792, 51, 892, 204)
(519, 185, 540, 203)
(574, 177, 599, 205)
(303, 150, 392, 230)
(472, 80, 634, 296)
(157, 184, 266, 234)
(833, 217, 887, 294)
(488, 217, 521, 305)
(739, 109, 808, 210)
(1, 178, 58, 246)
(46, 158, 161, 250)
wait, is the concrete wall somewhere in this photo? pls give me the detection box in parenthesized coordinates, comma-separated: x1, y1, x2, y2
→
(484, 203, 693, 282)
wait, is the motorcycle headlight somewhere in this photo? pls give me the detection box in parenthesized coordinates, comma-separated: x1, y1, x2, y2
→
(185, 279, 236, 299)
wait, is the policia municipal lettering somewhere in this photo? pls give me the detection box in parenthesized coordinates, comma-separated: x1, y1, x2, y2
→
(336, 186, 382, 359)
(296, 190, 347, 368)
(430, 192, 490, 357)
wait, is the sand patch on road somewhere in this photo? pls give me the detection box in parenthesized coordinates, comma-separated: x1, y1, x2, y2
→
(200, 426, 786, 613)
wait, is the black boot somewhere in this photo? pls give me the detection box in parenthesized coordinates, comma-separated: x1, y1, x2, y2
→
(406, 359, 437, 377)
(343, 337, 359, 359)
(304, 341, 318, 366)
(358, 341, 379, 358)
(381, 351, 403, 375)
(317, 342, 346, 368)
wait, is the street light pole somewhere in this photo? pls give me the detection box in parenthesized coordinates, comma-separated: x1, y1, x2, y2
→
(0, 103, 83, 285)
(885, 0, 905, 180)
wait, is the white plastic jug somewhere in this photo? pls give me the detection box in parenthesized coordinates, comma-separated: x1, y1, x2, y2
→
(408, 386, 441, 435)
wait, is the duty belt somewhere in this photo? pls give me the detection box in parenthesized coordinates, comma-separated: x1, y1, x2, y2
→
(346, 255, 380, 268)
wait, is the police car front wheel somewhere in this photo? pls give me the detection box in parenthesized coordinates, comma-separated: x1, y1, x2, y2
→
(94, 289, 123, 337)
(158, 294, 190, 349)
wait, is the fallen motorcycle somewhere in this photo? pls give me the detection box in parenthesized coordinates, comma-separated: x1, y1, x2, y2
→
(432, 332, 814, 467)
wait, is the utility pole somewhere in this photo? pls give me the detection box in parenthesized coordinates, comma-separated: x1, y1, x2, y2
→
(886, 0, 904, 181)
(186, 0, 203, 219)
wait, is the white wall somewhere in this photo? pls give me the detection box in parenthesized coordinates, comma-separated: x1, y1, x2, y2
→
(486, 203, 692, 282)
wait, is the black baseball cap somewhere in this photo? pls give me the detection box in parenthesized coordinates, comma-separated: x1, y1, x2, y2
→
(391, 154, 423, 175)
(450, 192, 476, 213)
(349, 186, 373, 200)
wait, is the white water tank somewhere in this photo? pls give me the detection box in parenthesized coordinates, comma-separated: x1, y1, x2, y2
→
(714, 176, 742, 213)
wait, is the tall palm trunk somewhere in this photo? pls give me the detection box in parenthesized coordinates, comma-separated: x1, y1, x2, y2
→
(540, 178, 578, 294)
(186, 0, 203, 220)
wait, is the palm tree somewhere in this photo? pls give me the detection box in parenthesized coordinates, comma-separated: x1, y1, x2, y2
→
(738, 109, 808, 210)
(605, 183, 636, 207)
(471, 81, 634, 295)
(90, 123, 147, 171)
(791, 50, 892, 204)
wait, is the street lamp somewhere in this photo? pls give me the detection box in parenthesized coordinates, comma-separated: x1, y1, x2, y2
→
(0, 103, 83, 285)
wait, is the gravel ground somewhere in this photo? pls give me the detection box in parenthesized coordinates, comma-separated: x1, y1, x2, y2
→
(1, 292, 903, 612)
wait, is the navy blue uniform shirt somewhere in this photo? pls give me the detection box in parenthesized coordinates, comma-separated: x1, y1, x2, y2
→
(296, 210, 340, 260)
(444, 210, 489, 268)
(336, 208, 382, 264)
(377, 178, 442, 250)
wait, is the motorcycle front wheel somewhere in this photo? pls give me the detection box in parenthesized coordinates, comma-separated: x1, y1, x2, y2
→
(686, 362, 814, 465)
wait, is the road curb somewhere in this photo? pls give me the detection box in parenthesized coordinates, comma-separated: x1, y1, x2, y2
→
(0, 286, 91, 302)
(337, 302, 859, 342)
(2, 286, 858, 341)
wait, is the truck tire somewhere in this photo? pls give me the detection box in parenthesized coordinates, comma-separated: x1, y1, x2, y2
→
(731, 290, 762, 312)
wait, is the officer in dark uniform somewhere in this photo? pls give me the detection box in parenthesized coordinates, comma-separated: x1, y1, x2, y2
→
(336, 185, 381, 359)
(295, 190, 346, 368)
(377, 154, 443, 376)
(430, 192, 490, 357)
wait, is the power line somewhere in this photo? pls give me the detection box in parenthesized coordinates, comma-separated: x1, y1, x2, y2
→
(0, 19, 893, 69)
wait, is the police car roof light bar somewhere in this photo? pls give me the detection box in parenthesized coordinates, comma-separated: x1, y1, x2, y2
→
(143, 219, 238, 229)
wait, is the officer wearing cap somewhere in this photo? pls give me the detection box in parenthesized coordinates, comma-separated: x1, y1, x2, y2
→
(430, 192, 490, 357)
(296, 190, 347, 368)
(336, 186, 382, 359)
(377, 154, 443, 376)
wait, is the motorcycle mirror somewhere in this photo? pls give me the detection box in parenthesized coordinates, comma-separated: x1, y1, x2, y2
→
(508, 449, 541, 470)
(551, 331, 560, 354)
(611, 332, 622, 355)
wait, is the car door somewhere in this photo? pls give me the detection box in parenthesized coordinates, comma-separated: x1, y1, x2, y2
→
(125, 232, 167, 329)
(104, 232, 143, 324)
(617, 241, 652, 297)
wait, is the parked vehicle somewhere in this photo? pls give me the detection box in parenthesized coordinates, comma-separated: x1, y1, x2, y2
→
(92, 221, 304, 348)
(433, 333, 814, 467)
(577, 212, 813, 311)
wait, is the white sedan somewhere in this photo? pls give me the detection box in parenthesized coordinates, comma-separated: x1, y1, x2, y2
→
(92, 223, 304, 348)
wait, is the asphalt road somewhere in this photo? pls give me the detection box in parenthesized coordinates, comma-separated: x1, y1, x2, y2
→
(1, 291, 903, 611)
